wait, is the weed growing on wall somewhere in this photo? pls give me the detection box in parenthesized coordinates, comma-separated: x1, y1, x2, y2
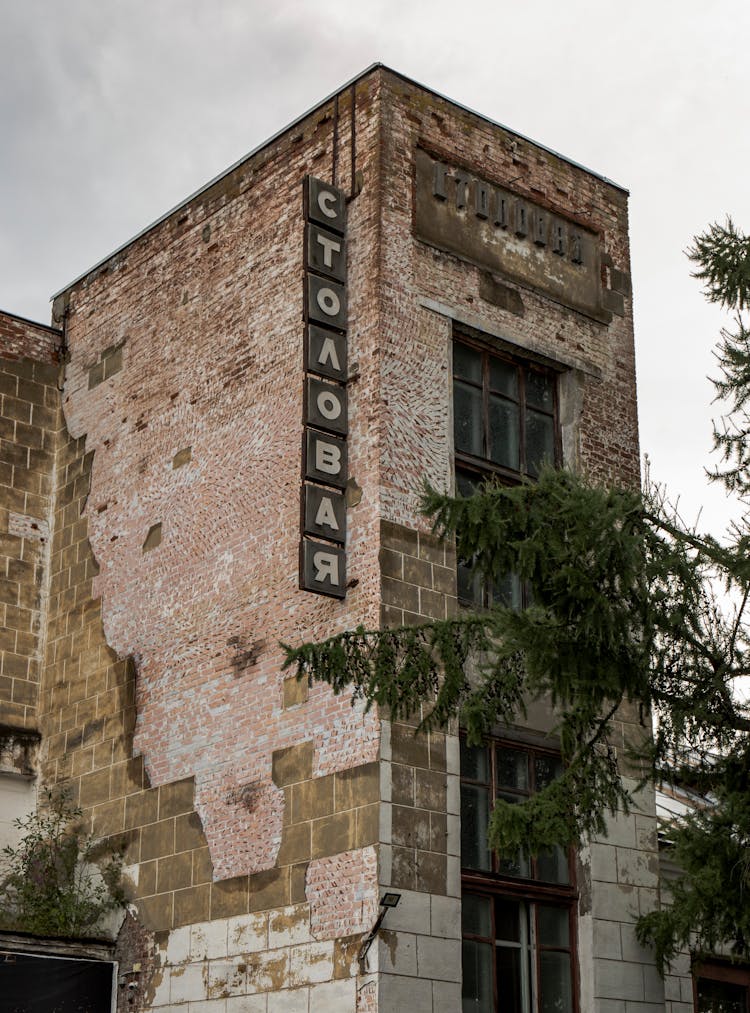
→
(0, 786, 125, 938)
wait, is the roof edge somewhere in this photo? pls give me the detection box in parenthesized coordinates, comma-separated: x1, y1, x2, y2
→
(383, 65, 628, 194)
(52, 62, 628, 302)
(0, 307, 63, 335)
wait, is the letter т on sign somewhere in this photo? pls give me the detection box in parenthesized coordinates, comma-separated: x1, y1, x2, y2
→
(300, 177, 348, 599)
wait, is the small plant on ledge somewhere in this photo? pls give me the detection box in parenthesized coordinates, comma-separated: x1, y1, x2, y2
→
(0, 786, 125, 938)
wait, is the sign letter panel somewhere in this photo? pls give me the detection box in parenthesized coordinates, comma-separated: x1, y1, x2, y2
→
(300, 177, 350, 598)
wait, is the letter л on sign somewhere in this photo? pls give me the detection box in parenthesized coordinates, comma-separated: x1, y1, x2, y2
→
(306, 325, 347, 382)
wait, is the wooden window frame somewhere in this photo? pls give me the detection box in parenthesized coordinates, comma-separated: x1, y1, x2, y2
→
(452, 336, 561, 609)
(694, 960, 750, 1011)
(453, 337, 561, 487)
(460, 736, 579, 1013)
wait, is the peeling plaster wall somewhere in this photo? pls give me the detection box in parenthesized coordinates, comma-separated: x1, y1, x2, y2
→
(56, 79, 383, 882)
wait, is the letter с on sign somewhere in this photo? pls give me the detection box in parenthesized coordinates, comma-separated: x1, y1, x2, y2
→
(300, 176, 349, 599)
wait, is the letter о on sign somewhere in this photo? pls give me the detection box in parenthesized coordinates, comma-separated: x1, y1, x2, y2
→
(306, 377, 347, 435)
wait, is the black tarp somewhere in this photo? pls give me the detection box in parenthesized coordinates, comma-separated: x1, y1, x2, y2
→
(0, 951, 114, 1012)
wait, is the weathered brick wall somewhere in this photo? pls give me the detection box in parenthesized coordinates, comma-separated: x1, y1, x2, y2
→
(0, 311, 61, 365)
(0, 312, 61, 733)
(376, 72, 639, 532)
(40, 427, 384, 1004)
(52, 77, 384, 885)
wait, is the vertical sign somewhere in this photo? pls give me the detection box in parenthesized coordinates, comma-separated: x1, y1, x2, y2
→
(300, 177, 348, 598)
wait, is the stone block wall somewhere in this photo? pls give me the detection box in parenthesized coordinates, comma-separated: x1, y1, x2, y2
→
(0, 312, 61, 732)
(379, 520, 457, 627)
(377, 518, 462, 1008)
(579, 787, 664, 1010)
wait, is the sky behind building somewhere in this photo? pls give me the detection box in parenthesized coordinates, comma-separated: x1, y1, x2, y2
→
(3, 0, 749, 532)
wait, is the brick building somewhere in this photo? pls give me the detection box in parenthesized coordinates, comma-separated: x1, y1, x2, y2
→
(0, 64, 703, 1011)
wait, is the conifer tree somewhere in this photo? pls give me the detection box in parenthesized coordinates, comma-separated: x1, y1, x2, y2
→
(283, 219, 750, 971)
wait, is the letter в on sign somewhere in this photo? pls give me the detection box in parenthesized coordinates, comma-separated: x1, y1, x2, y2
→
(306, 275, 347, 331)
(300, 539, 346, 598)
(303, 485, 346, 544)
(306, 224, 346, 282)
(306, 377, 347, 435)
(305, 430, 348, 488)
(306, 177, 346, 235)
(306, 324, 347, 382)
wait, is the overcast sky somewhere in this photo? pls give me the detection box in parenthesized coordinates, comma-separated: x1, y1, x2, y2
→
(2, 0, 749, 533)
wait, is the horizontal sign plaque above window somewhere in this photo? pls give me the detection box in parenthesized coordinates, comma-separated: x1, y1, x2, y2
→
(414, 148, 611, 324)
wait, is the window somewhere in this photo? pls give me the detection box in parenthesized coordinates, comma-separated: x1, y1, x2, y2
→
(453, 340, 558, 483)
(453, 337, 560, 607)
(695, 963, 750, 1013)
(461, 738, 576, 1013)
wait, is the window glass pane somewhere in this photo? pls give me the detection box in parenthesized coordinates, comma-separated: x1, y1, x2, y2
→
(491, 571, 522, 609)
(458, 560, 483, 606)
(461, 785, 491, 870)
(454, 344, 482, 383)
(497, 851, 531, 878)
(462, 894, 492, 937)
(490, 358, 518, 399)
(494, 898, 521, 942)
(536, 846, 570, 885)
(535, 755, 564, 790)
(537, 906, 570, 947)
(525, 408, 555, 477)
(526, 370, 554, 411)
(462, 939, 494, 1013)
(489, 395, 520, 470)
(496, 790, 531, 877)
(456, 469, 481, 497)
(461, 741, 489, 782)
(496, 748, 529, 792)
(697, 979, 748, 1013)
(539, 951, 573, 1013)
(496, 946, 525, 1013)
(455, 381, 483, 456)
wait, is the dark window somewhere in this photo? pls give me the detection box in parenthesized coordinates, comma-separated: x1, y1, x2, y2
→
(696, 963, 750, 1013)
(461, 738, 576, 1013)
(453, 338, 560, 607)
(0, 951, 115, 1012)
(453, 341, 558, 483)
